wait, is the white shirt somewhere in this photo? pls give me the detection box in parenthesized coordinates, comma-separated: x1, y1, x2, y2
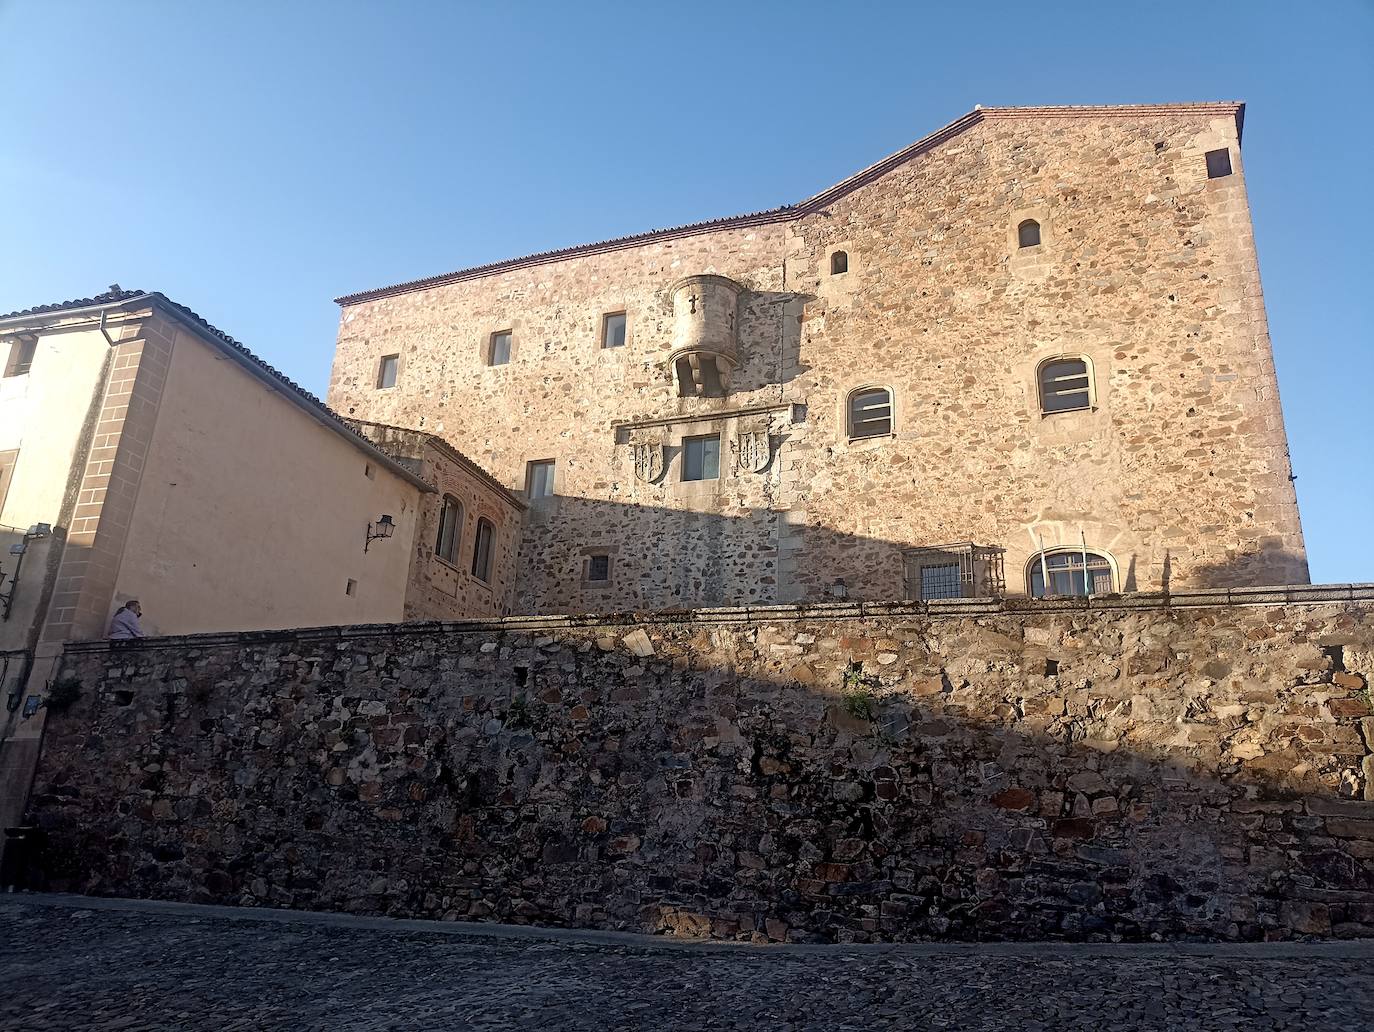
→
(109, 608, 143, 639)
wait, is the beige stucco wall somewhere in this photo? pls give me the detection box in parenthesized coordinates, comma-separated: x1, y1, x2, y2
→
(327, 108, 1306, 614)
(0, 327, 109, 533)
(114, 319, 424, 635)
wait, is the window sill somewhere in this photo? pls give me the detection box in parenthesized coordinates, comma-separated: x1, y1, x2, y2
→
(434, 555, 461, 572)
(1038, 406, 1097, 419)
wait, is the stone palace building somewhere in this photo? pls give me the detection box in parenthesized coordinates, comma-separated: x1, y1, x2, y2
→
(326, 102, 1307, 615)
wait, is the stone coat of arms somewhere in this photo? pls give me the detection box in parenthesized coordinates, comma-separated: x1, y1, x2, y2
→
(733, 422, 773, 474)
(631, 434, 665, 483)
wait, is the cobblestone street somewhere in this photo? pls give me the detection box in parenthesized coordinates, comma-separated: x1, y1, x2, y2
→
(1, 896, 1370, 1031)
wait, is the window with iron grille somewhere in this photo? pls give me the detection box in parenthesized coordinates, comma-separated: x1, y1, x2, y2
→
(1028, 550, 1113, 597)
(919, 563, 963, 599)
(1038, 358, 1092, 414)
(848, 387, 893, 439)
(587, 554, 610, 582)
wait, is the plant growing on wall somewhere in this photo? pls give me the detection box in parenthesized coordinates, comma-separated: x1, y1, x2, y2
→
(841, 662, 878, 721)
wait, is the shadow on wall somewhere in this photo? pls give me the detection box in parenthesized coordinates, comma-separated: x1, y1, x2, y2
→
(24, 599, 1374, 943)
(515, 493, 1310, 615)
(1186, 550, 1314, 591)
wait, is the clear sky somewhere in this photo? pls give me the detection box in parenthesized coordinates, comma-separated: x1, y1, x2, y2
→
(1, 1, 1370, 583)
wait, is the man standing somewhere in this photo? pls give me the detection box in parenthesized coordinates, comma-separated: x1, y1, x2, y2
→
(108, 600, 144, 640)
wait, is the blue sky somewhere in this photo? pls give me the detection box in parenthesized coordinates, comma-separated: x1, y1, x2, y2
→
(1, 1, 1370, 583)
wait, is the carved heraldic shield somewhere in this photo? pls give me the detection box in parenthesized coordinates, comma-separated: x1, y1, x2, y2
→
(631, 435, 664, 483)
(734, 424, 772, 474)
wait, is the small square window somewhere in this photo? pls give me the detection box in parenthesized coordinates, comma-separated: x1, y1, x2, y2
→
(588, 554, 610, 582)
(681, 435, 720, 482)
(602, 312, 627, 349)
(1205, 148, 1232, 179)
(527, 459, 555, 499)
(376, 354, 399, 389)
(489, 332, 512, 366)
(345, 578, 357, 597)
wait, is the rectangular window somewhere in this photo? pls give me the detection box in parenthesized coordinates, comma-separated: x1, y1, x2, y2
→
(848, 388, 893, 439)
(471, 519, 495, 581)
(489, 331, 512, 366)
(435, 496, 462, 562)
(602, 312, 627, 349)
(1039, 359, 1092, 413)
(919, 563, 963, 600)
(588, 554, 610, 582)
(345, 578, 357, 597)
(0, 450, 18, 518)
(526, 459, 555, 499)
(1205, 148, 1232, 179)
(376, 354, 399, 389)
(681, 434, 720, 482)
(4, 337, 37, 377)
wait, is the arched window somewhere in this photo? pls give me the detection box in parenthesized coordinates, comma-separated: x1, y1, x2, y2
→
(1028, 549, 1114, 597)
(1037, 357, 1093, 414)
(830, 251, 849, 275)
(471, 517, 495, 582)
(1017, 220, 1041, 248)
(847, 386, 893, 440)
(434, 495, 462, 563)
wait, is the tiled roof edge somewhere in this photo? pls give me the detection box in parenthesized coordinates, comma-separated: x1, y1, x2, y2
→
(345, 418, 526, 511)
(335, 102, 1244, 305)
(0, 289, 434, 494)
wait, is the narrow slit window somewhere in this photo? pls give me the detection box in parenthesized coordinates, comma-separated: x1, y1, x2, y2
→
(1017, 220, 1041, 248)
(376, 354, 399, 389)
(527, 459, 555, 499)
(602, 312, 627, 349)
(1038, 358, 1092, 414)
(345, 578, 357, 597)
(830, 251, 849, 275)
(488, 331, 512, 366)
(5, 337, 37, 377)
(681, 434, 720, 482)
(435, 495, 462, 563)
(847, 387, 893, 440)
(471, 518, 495, 582)
(1205, 148, 1232, 179)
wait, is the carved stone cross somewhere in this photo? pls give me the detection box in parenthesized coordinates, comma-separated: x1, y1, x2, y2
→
(688, 292, 698, 314)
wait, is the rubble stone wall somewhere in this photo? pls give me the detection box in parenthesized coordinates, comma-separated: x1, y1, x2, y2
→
(327, 107, 1307, 613)
(32, 588, 1374, 942)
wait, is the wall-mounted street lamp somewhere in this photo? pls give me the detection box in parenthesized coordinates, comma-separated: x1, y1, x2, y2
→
(1, 524, 53, 621)
(364, 514, 395, 553)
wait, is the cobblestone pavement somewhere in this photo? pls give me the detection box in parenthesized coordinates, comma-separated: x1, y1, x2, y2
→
(1, 896, 1371, 1031)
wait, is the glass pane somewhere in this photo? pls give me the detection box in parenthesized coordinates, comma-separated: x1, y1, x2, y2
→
(603, 313, 626, 348)
(850, 389, 892, 438)
(529, 461, 554, 498)
(682, 436, 719, 481)
(472, 522, 493, 580)
(589, 555, 609, 581)
(920, 563, 962, 599)
(436, 499, 459, 560)
(1040, 360, 1090, 412)
(378, 355, 398, 389)
(1030, 552, 1111, 596)
(490, 333, 511, 365)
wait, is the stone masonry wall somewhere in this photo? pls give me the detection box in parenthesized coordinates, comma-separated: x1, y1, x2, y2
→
(327, 106, 1307, 614)
(31, 587, 1374, 942)
(350, 421, 522, 620)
